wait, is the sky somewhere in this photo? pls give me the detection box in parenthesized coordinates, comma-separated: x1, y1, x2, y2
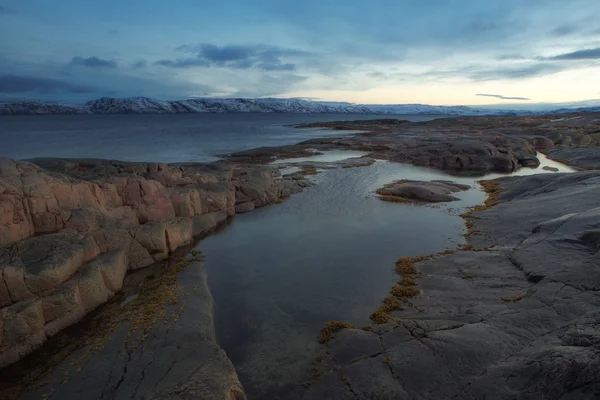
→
(1, 0, 600, 106)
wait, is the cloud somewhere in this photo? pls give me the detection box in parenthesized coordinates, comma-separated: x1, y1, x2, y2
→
(132, 60, 147, 69)
(154, 58, 209, 68)
(547, 47, 600, 60)
(0, 74, 96, 94)
(231, 74, 309, 97)
(495, 54, 528, 61)
(461, 20, 499, 35)
(468, 63, 564, 80)
(3, 0, 600, 102)
(550, 25, 578, 37)
(367, 71, 387, 79)
(155, 43, 307, 71)
(476, 93, 531, 101)
(69, 56, 117, 68)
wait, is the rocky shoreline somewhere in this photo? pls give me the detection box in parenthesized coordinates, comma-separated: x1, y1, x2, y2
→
(0, 157, 311, 399)
(304, 170, 600, 399)
(1, 112, 599, 399)
(230, 113, 600, 174)
(298, 114, 600, 399)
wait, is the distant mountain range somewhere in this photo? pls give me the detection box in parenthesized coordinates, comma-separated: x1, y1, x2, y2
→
(1, 96, 599, 116)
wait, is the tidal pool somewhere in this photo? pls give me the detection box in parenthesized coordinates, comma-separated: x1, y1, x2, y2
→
(196, 152, 574, 399)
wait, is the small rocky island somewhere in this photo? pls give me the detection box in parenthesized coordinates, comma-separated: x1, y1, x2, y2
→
(1, 112, 600, 399)
(376, 180, 471, 203)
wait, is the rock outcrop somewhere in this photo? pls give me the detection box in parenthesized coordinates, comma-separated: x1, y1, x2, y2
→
(304, 171, 600, 399)
(16, 258, 247, 400)
(228, 113, 600, 175)
(545, 147, 600, 169)
(0, 157, 307, 367)
(230, 120, 546, 174)
(376, 180, 471, 203)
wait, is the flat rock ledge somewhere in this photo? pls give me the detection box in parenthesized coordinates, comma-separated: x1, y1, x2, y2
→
(14, 257, 246, 400)
(305, 171, 600, 400)
(376, 180, 471, 203)
(0, 157, 308, 370)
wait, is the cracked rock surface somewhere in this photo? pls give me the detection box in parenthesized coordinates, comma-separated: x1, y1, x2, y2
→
(303, 170, 600, 399)
(17, 259, 246, 400)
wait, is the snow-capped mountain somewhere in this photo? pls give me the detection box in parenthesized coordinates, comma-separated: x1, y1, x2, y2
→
(0, 96, 597, 116)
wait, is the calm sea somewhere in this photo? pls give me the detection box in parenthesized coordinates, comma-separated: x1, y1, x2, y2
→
(0, 113, 442, 162)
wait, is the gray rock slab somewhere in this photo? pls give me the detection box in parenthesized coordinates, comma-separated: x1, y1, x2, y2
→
(18, 260, 245, 400)
(303, 170, 600, 399)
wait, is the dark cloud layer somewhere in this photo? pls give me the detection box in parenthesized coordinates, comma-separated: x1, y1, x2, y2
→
(232, 74, 308, 97)
(476, 93, 530, 101)
(550, 25, 578, 37)
(469, 63, 563, 80)
(155, 43, 306, 71)
(0, 74, 96, 94)
(132, 60, 147, 69)
(548, 47, 600, 60)
(154, 58, 208, 68)
(69, 56, 117, 68)
(2, 0, 600, 101)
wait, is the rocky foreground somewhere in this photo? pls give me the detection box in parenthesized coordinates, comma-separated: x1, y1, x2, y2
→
(0, 157, 310, 398)
(304, 171, 600, 399)
(300, 115, 600, 399)
(1, 112, 600, 399)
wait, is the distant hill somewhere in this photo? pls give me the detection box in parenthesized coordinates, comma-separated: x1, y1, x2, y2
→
(0, 96, 598, 116)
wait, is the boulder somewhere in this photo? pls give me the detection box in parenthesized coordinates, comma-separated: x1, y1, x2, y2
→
(191, 212, 228, 237)
(20, 232, 100, 295)
(519, 155, 541, 168)
(0, 299, 46, 367)
(41, 284, 85, 336)
(542, 166, 559, 172)
(165, 218, 194, 252)
(2, 263, 33, 304)
(130, 222, 168, 256)
(200, 182, 236, 213)
(170, 188, 204, 217)
(235, 202, 255, 213)
(75, 250, 128, 313)
(377, 180, 471, 203)
(532, 136, 555, 150)
(64, 207, 106, 232)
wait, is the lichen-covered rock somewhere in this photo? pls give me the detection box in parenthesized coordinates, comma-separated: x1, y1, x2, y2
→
(0, 299, 46, 367)
(17, 259, 247, 400)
